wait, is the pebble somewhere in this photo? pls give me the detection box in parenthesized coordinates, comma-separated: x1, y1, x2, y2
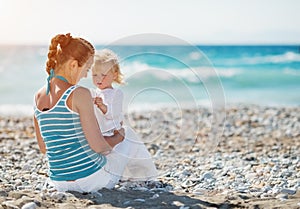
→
(50, 192, 66, 201)
(150, 193, 160, 199)
(133, 198, 145, 202)
(0, 105, 299, 208)
(21, 202, 37, 209)
(275, 193, 288, 201)
(2, 201, 19, 209)
(123, 200, 131, 205)
(172, 201, 184, 207)
(280, 188, 297, 195)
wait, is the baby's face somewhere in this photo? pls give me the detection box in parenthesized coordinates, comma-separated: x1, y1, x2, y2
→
(92, 62, 116, 90)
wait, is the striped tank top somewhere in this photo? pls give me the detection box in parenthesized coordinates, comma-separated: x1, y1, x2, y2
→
(34, 85, 106, 181)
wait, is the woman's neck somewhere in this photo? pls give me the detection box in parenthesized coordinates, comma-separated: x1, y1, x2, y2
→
(55, 69, 73, 84)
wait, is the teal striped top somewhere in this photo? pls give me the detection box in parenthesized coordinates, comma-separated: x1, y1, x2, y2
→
(34, 85, 106, 181)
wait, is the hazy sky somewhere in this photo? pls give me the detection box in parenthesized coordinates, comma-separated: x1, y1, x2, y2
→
(0, 0, 300, 45)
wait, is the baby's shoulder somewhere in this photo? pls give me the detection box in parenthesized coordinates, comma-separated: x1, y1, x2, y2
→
(113, 88, 124, 96)
(105, 88, 123, 101)
(103, 88, 123, 95)
(112, 88, 124, 99)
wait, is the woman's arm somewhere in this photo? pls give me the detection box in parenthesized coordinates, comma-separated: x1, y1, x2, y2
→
(33, 116, 46, 154)
(104, 128, 125, 148)
(72, 87, 124, 154)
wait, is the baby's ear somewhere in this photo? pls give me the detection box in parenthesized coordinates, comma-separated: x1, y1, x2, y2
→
(113, 71, 118, 80)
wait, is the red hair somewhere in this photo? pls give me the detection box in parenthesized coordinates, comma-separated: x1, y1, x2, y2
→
(45, 33, 95, 74)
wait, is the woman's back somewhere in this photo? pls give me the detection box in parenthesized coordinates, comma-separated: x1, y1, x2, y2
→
(34, 85, 106, 181)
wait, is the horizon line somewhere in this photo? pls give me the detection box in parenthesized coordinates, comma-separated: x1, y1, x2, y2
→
(0, 42, 299, 46)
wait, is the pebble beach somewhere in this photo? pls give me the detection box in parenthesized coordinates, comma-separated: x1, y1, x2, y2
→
(0, 104, 299, 209)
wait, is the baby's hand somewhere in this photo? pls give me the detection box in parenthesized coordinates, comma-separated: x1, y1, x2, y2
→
(94, 97, 107, 114)
(94, 97, 104, 108)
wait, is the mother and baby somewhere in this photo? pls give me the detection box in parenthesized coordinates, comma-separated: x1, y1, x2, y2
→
(33, 33, 157, 192)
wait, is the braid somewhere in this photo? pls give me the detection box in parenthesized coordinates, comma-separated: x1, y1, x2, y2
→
(79, 37, 95, 55)
(45, 33, 73, 75)
(46, 36, 59, 75)
(45, 33, 94, 75)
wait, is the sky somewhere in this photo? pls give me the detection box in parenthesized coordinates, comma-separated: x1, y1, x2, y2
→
(0, 0, 300, 45)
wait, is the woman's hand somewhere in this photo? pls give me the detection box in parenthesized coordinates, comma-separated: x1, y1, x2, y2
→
(100, 128, 125, 155)
(114, 128, 125, 142)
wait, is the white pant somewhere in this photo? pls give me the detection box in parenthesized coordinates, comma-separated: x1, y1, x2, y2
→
(105, 126, 158, 181)
(51, 127, 157, 193)
(51, 165, 119, 193)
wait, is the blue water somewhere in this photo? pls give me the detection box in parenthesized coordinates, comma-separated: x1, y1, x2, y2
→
(0, 45, 299, 115)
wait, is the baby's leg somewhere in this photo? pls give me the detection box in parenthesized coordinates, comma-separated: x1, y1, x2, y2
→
(119, 126, 158, 180)
(103, 126, 142, 177)
(104, 126, 158, 180)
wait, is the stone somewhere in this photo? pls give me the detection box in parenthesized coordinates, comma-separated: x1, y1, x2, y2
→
(21, 202, 37, 209)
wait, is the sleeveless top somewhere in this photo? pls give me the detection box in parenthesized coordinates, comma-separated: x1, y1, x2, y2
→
(34, 85, 107, 181)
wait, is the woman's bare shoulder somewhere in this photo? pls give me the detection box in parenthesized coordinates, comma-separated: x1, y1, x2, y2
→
(35, 86, 46, 101)
(73, 86, 92, 96)
(72, 86, 93, 105)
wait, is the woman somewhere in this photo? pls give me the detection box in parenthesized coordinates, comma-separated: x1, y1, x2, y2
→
(33, 33, 124, 192)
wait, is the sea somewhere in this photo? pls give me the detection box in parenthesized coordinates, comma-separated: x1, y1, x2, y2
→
(0, 45, 300, 116)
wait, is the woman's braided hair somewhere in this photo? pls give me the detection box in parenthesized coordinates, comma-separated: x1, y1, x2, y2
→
(45, 33, 95, 75)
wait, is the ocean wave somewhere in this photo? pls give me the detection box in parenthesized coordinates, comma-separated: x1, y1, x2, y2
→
(241, 52, 300, 64)
(167, 67, 241, 83)
(188, 51, 202, 60)
(122, 62, 241, 83)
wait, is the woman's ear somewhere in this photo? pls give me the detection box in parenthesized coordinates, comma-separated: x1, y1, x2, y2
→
(69, 59, 79, 84)
(70, 59, 79, 70)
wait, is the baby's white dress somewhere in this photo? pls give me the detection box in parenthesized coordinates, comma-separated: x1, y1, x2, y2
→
(90, 88, 158, 181)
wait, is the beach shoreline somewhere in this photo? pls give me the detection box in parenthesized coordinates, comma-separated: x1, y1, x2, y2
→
(0, 104, 299, 208)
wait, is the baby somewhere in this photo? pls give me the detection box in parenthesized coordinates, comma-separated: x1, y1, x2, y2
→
(90, 49, 124, 136)
(90, 49, 158, 181)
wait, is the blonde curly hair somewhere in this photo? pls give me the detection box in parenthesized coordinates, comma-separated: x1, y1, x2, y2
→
(93, 49, 124, 84)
